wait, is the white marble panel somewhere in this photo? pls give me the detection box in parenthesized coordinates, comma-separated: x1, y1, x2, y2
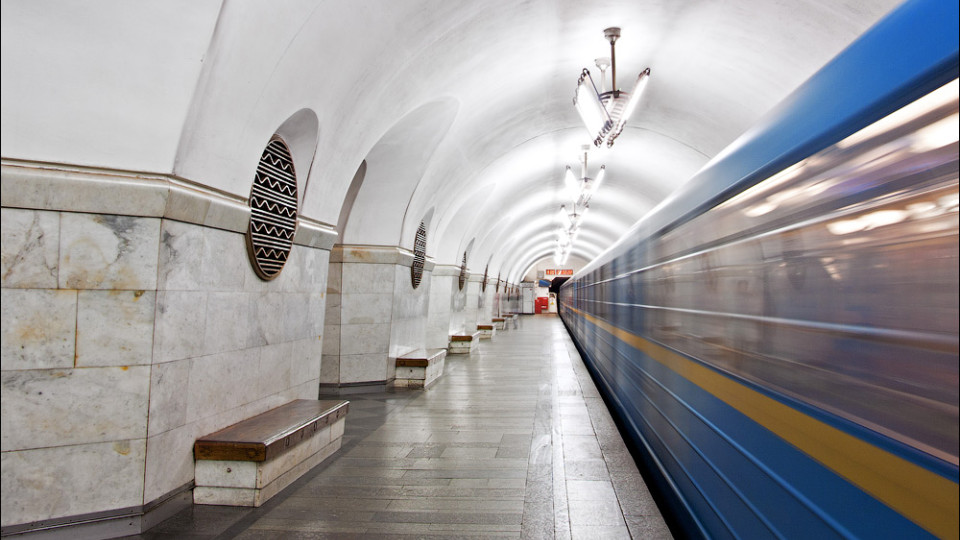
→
(426, 317, 450, 349)
(1, 208, 59, 289)
(340, 353, 389, 383)
(163, 184, 213, 227)
(0, 165, 168, 220)
(290, 336, 322, 386)
(1, 366, 150, 451)
(193, 485, 257, 506)
(271, 245, 305, 294)
(200, 196, 249, 235)
(322, 324, 340, 355)
(153, 290, 207, 363)
(0, 439, 146, 527)
(339, 323, 390, 355)
(320, 353, 340, 384)
(286, 293, 313, 339)
(194, 437, 339, 507)
(396, 366, 426, 380)
(254, 291, 289, 345)
(300, 246, 331, 291)
(341, 262, 395, 294)
(157, 219, 204, 291)
(76, 290, 156, 367)
(258, 341, 293, 399)
(185, 348, 261, 424)
(307, 291, 326, 335)
(196, 423, 332, 489)
(147, 358, 191, 437)
(202, 292, 263, 355)
(389, 263, 430, 357)
(324, 293, 341, 325)
(330, 416, 346, 440)
(341, 293, 393, 325)
(143, 423, 196, 503)
(1, 288, 76, 370)
(326, 262, 342, 295)
(59, 213, 160, 290)
(283, 379, 318, 401)
(195, 459, 258, 489)
(199, 227, 248, 292)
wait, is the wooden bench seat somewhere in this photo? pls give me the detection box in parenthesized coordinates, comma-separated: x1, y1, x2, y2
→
(448, 331, 481, 354)
(477, 324, 496, 339)
(395, 348, 447, 388)
(193, 399, 348, 507)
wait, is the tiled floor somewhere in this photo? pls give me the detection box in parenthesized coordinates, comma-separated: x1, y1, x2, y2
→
(133, 315, 672, 539)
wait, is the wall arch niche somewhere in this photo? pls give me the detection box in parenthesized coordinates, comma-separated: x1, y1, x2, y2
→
(244, 109, 320, 280)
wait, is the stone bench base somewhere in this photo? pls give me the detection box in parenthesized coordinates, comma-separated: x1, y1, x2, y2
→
(477, 324, 496, 339)
(395, 348, 447, 388)
(492, 317, 506, 330)
(448, 331, 481, 354)
(506, 313, 519, 329)
(194, 400, 348, 507)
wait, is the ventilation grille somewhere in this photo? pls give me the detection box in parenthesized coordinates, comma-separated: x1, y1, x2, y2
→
(411, 221, 427, 289)
(247, 138, 298, 280)
(482, 265, 489, 292)
(458, 252, 467, 291)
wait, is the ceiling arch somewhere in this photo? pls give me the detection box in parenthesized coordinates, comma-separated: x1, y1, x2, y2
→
(340, 97, 459, 246)
(2, 0, 904, 276)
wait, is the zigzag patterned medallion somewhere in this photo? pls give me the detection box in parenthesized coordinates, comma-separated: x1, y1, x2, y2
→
(411, 221, 427, 289)
(246, 138, 298, 280)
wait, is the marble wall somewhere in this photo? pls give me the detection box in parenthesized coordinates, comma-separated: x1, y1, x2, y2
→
(463, 275, 482, 332)
(426, 268, 457, 349)
(321, 246, 432, 390)
(436, 265, 468, 337)
(389, 264, 431, 358)
(479, 277, 496, 324)
(1, 163, 334, 529)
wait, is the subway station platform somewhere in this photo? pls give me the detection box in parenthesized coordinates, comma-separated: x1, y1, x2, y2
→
(134, 315, 671, 539)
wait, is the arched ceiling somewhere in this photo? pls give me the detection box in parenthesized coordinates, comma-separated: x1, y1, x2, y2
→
(1, 0, 903, 283)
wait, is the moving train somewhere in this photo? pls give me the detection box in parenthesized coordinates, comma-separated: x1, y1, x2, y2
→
(558, 0, 959, 537)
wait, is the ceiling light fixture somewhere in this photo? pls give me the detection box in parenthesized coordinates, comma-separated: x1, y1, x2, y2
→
(565, 145, 605, 209)
(574, 27, 651, 148)
(554, 145, 603, 265)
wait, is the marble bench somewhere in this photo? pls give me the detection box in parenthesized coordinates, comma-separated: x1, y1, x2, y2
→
(193, 399, 349, 507)
(448, 331, 481, 354)
(492, 317, 506, 331)
(477, 324, 496, 339)
(395, 348, 447, 388)
(505, 313, 519, 329)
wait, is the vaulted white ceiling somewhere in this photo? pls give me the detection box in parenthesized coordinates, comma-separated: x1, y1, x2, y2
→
(1, 0, 902, 282)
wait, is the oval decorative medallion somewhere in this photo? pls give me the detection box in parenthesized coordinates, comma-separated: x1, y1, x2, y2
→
(411, 221, 427, 289)
(458, 251, 467, 291)
(246, 138, 298, 280)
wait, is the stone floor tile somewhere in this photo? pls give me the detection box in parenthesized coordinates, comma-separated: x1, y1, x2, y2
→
(129, 316, 670, 539)
(624, 514, 673, 539)
(570, 524, 632, 539)
(567, 499, 627, 527)
(566, 479, 618, 502)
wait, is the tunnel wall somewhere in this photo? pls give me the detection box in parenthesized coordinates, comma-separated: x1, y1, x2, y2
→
(0, 162, 334, 528)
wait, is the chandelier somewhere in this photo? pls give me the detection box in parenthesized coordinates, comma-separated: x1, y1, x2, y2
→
(574, 27, 651, 148)
(554, 146, 604, 265)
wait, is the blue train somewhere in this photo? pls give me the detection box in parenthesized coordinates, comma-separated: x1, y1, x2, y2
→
(558, 0, 959, 537)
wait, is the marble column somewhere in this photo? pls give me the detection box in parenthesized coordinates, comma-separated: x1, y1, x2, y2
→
(1, 161, 336, 532)
(320, 245, 433, 393)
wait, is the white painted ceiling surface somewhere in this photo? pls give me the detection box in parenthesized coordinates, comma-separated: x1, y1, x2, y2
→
(1, 0, 902, 282)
